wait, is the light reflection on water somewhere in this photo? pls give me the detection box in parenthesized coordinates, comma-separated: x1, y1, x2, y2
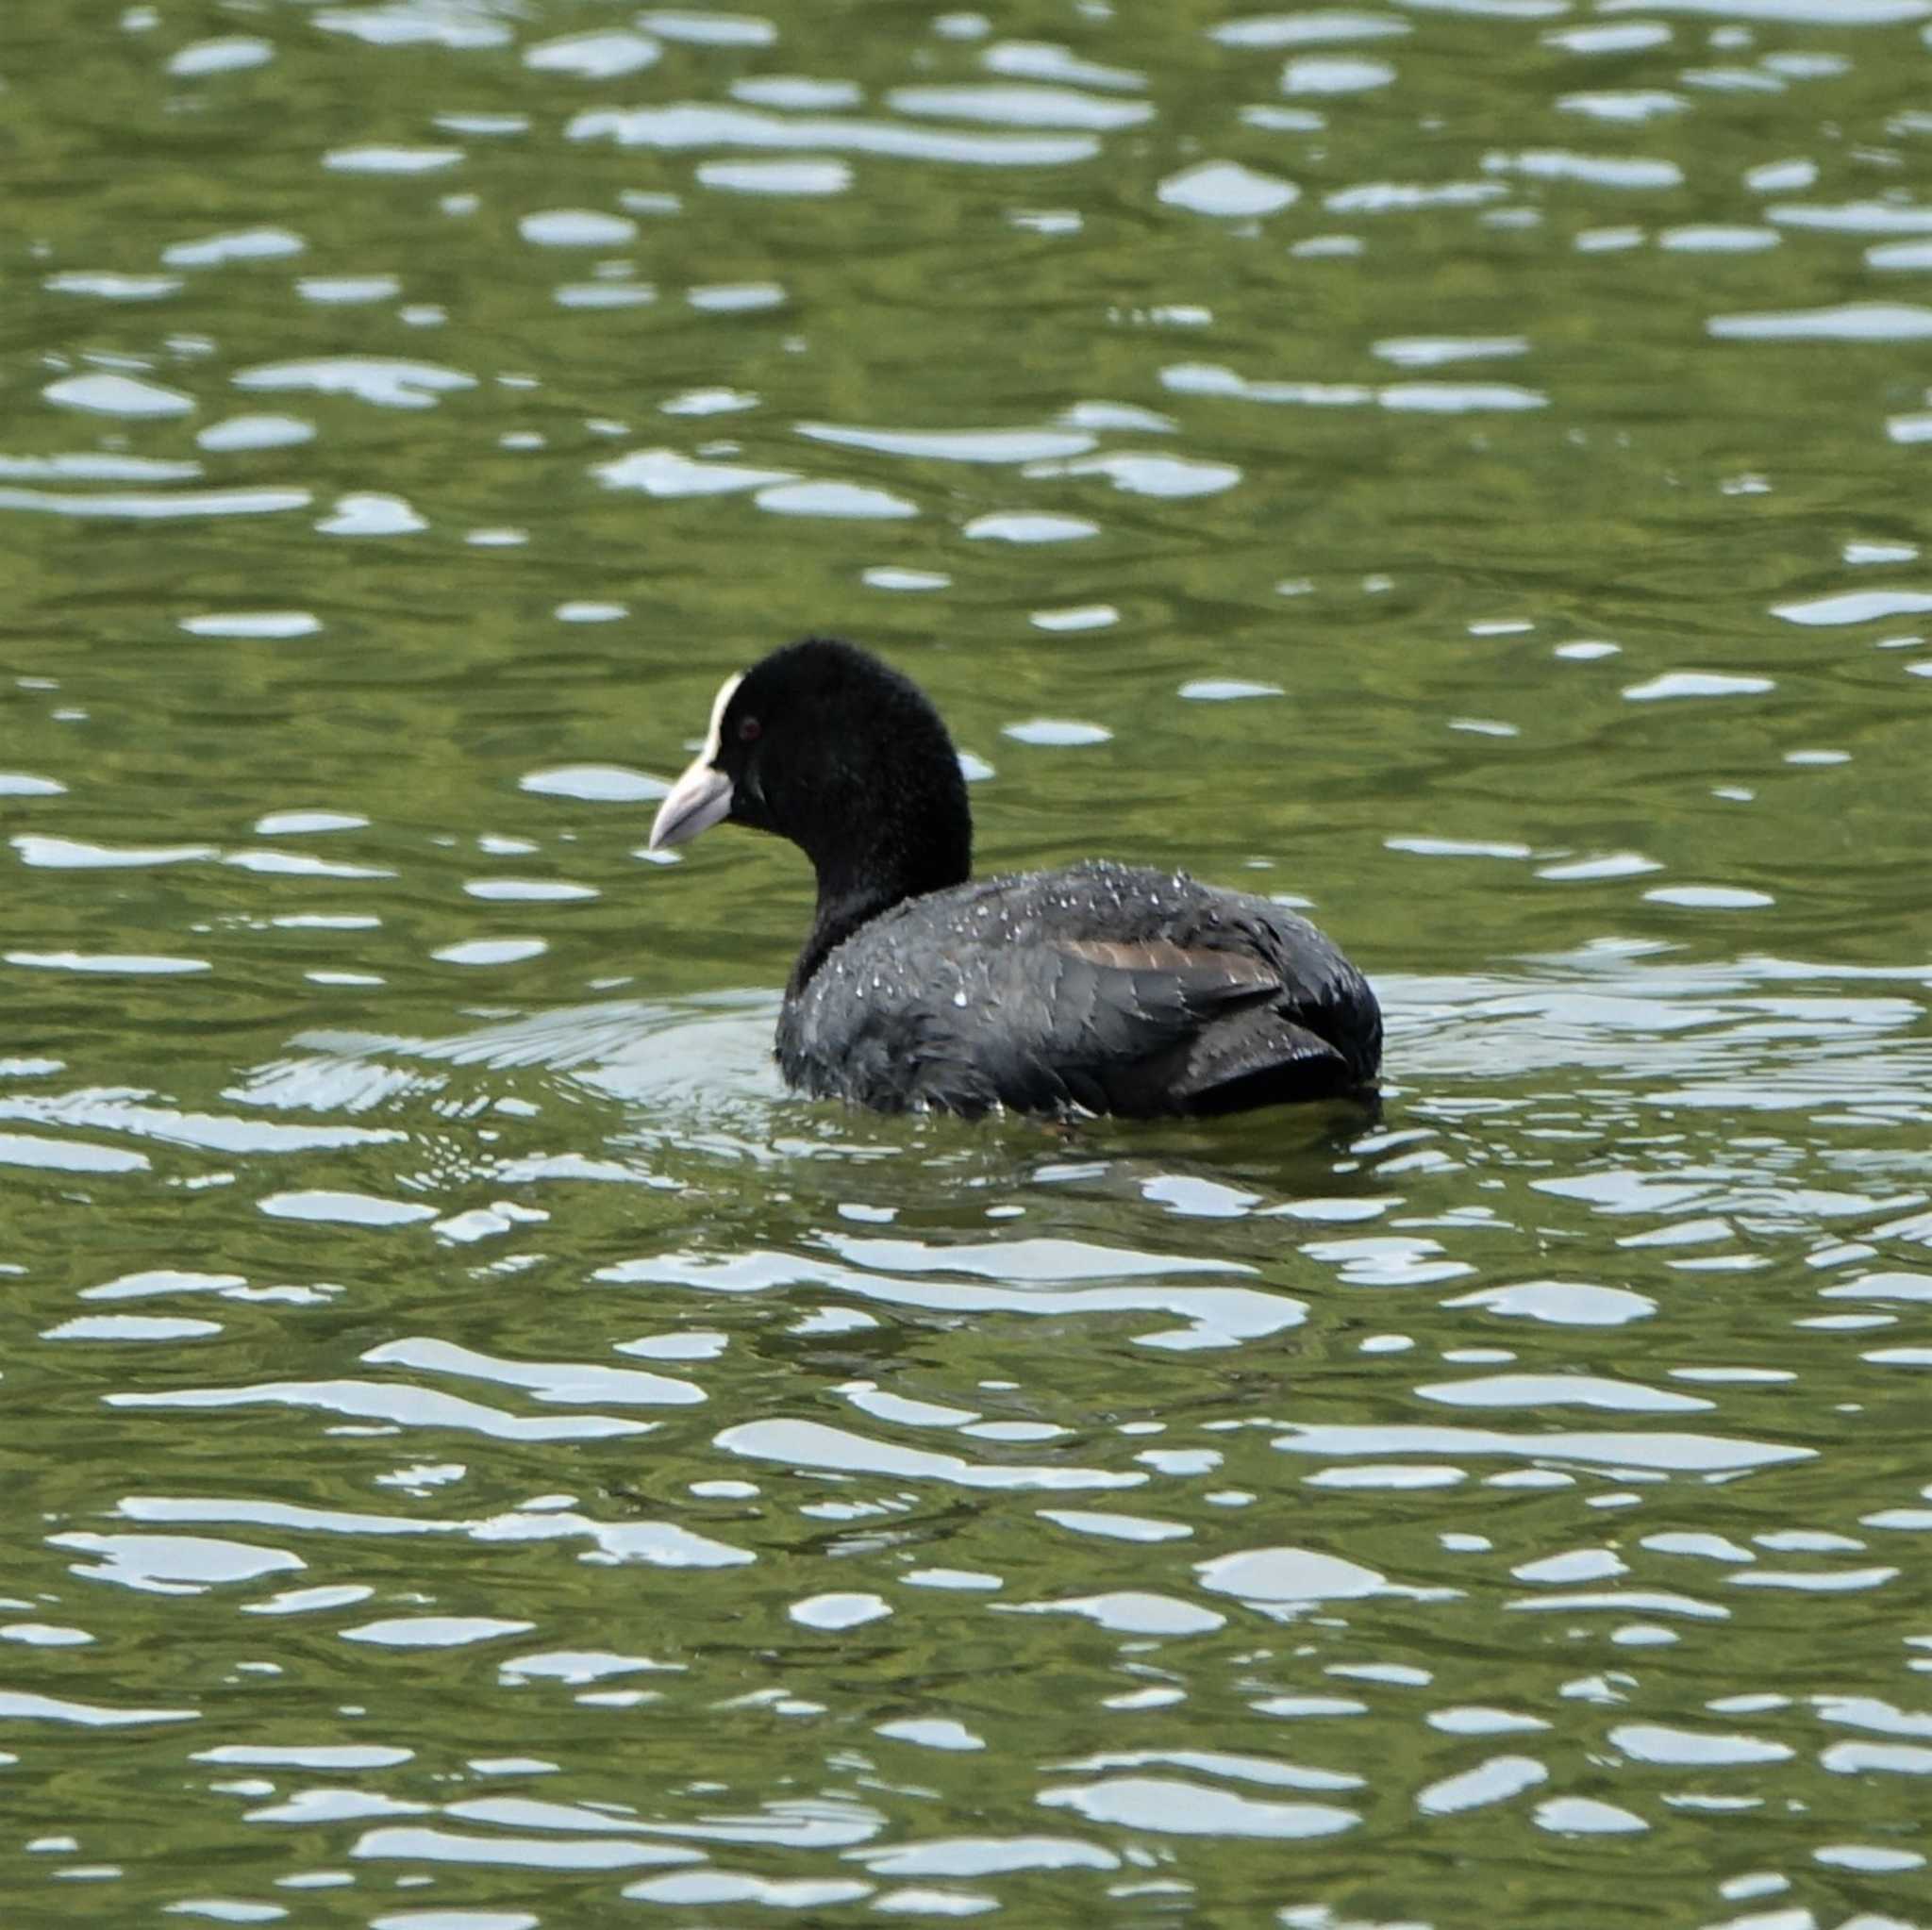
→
(6, 0, 1932, 1921)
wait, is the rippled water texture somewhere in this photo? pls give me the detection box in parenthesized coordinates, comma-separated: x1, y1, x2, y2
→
(5, 0, 1932, 1923)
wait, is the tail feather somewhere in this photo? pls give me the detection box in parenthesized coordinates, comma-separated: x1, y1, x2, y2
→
(1174, 1011, 1366, 1116)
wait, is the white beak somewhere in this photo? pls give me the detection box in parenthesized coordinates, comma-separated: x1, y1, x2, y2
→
(647, 672, 741, 852)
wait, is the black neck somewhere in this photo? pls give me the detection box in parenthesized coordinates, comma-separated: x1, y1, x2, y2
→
(791, 879, 895, 998)
(790, 830, 970, 997)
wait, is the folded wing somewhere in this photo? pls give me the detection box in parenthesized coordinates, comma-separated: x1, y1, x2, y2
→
(899, 936, 1365, 1116)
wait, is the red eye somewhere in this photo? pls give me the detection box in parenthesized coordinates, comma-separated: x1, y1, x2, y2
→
(738, 715, 761, 743)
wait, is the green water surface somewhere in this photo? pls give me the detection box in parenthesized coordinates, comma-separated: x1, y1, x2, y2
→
(3, 1, 1930, 1925)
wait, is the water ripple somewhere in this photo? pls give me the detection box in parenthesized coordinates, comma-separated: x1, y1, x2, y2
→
(108, 1380, 654, 1442)
(571, 103, 1100, 167)
(716, 1419, 1144, 1491)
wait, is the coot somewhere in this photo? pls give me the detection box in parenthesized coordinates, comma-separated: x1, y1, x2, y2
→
(649, 637, 1380, 1117)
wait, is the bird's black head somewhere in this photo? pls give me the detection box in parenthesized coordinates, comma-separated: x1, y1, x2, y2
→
(650, 638, 973, 957)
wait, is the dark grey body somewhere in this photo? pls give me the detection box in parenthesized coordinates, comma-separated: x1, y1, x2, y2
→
(775, 859, 1380, 1118)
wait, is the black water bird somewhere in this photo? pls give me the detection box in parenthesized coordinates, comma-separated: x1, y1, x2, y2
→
(648, 638, 1381, 1118)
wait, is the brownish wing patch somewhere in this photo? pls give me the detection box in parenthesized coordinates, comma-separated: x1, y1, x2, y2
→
(1058, 938, 1281, 992)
